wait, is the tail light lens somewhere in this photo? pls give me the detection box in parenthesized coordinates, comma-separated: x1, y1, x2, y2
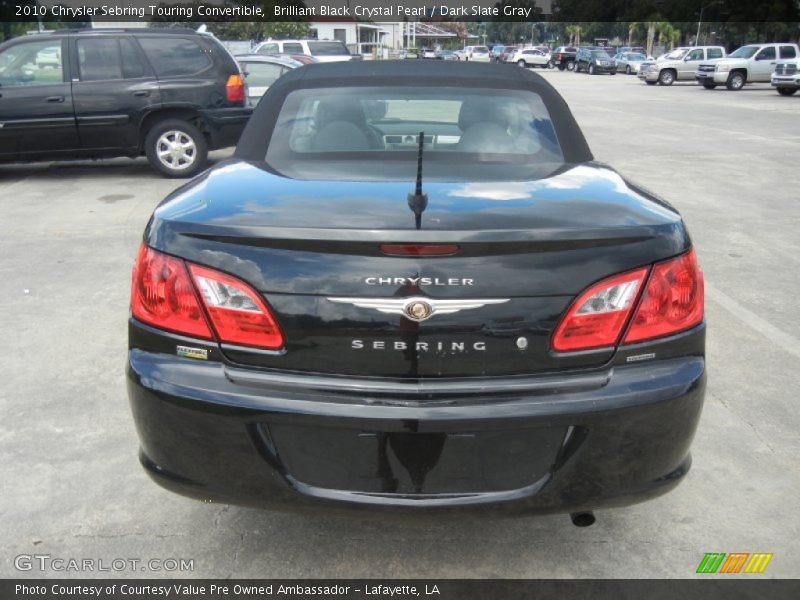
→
(551, 250, 704, 353)
(552, 268, 648, 352)
(225, 74, 245, 104)
(624, 250, 704, 344)
(130, 245, 212, 339)
(131, 245, 284, 350)
(188, 265, 284, 349)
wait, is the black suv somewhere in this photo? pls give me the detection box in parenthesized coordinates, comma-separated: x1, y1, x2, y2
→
(574, 47, 617, 75)
(0, 29, 251, 177)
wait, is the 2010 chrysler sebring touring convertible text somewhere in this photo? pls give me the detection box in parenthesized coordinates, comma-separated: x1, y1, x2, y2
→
(127, 62, 705, 523)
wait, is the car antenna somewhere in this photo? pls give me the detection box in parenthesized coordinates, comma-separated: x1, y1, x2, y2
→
(407, 131, 428, 230)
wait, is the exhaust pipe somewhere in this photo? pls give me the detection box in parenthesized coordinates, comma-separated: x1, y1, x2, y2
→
(570, 511, 596, 527)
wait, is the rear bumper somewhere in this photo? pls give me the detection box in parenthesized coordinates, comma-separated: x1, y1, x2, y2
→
(127, 344, 706, 515)
(199, 106, 253, 150)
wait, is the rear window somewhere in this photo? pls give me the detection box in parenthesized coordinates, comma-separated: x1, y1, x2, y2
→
(308, 41, 350, 56)
(707, 48, 724, 59)
(138, 37, 212, 77)
(473, 47, 489, 53)
(265, 86, 564, 181)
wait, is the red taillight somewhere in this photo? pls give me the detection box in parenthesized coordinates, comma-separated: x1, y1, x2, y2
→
(551, 250, 704, 353)
(380, 244, 460, 257)
(188, 264, 284, 349)
(225, 74, 245, 104)
(131, 245, 284, 350)
(130, 245, 212, 339)
(552, 268, 648, 352)
(624, 250, 704, 344)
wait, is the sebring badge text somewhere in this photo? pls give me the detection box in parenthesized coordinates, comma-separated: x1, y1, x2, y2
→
(353, 340, 486, 352)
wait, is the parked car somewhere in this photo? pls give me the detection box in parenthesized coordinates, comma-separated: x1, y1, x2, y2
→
(639, 46, 725, 86)
(465, 46, 491, 62)
(128, 60, 706, 522)
(236, 54, 301, 105)
(420, 47, 437, 59)
(771, 58, 800, 95)
(490, 45, 506, 61)
(616, 46, 646, 56)
(254, 39, 356, 63)
(614, 52, 647, 75)
(508, 48, 552, 69)
(552, 46, 578, 71)
(399, 48, 419, 60)
(499, 46, 520, 63)
(435, 50, 459, 61)
(0, 28, 251, 177)
(575, 48, 616, 75)
(696, 43, 800, 90)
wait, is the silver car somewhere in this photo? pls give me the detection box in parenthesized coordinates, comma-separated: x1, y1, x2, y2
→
(614, 52, 647, 75)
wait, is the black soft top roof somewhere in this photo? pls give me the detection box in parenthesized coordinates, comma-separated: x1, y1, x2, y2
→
(235, 61, 593, 164)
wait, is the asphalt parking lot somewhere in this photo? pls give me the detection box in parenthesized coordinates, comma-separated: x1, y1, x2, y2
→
(1, 68, 799, 579)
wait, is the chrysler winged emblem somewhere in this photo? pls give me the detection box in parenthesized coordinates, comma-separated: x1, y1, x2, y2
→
(326, 296, 509, 323)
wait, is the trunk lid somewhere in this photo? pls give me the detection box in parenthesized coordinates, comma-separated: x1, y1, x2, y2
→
(149, 160, 688, 377)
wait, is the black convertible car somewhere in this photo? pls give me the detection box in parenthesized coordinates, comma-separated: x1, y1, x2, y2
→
(127, 61, 705, 523)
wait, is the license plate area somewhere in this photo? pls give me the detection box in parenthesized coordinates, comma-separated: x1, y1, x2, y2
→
(266, 423, 568, 495)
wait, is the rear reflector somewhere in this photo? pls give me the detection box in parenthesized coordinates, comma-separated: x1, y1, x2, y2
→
(623, 250, 704, 344)
(188, 265, 284, 349)
(551, 268, 648, 352)
(130, 245, 212, 340)
(225, 74, 245, 104)
(380, 244, 459, 257)
(131, 245, 284, 350)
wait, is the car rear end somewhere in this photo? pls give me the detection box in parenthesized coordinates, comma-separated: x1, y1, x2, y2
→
(188, 32, 252, 149)
(470, 46, 491, 62)
(552, 47, 576, 69)
(127, 64, 705, 516)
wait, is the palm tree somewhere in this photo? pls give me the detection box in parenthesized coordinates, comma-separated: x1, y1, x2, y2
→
(657, 23, 681, 51)
(628, 22, 641, 47)
(565, 24, 582, 46)
(645, 22, 657, 57)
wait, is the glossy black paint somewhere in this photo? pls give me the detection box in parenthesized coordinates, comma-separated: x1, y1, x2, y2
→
(128, 62, 706, 514)
(0, 29, 250, 163)
(145, 159, 688, 377)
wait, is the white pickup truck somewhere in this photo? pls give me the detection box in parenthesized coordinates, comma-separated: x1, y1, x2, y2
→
(638, 46, 725, 85)
(696, 43, 800, 90)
